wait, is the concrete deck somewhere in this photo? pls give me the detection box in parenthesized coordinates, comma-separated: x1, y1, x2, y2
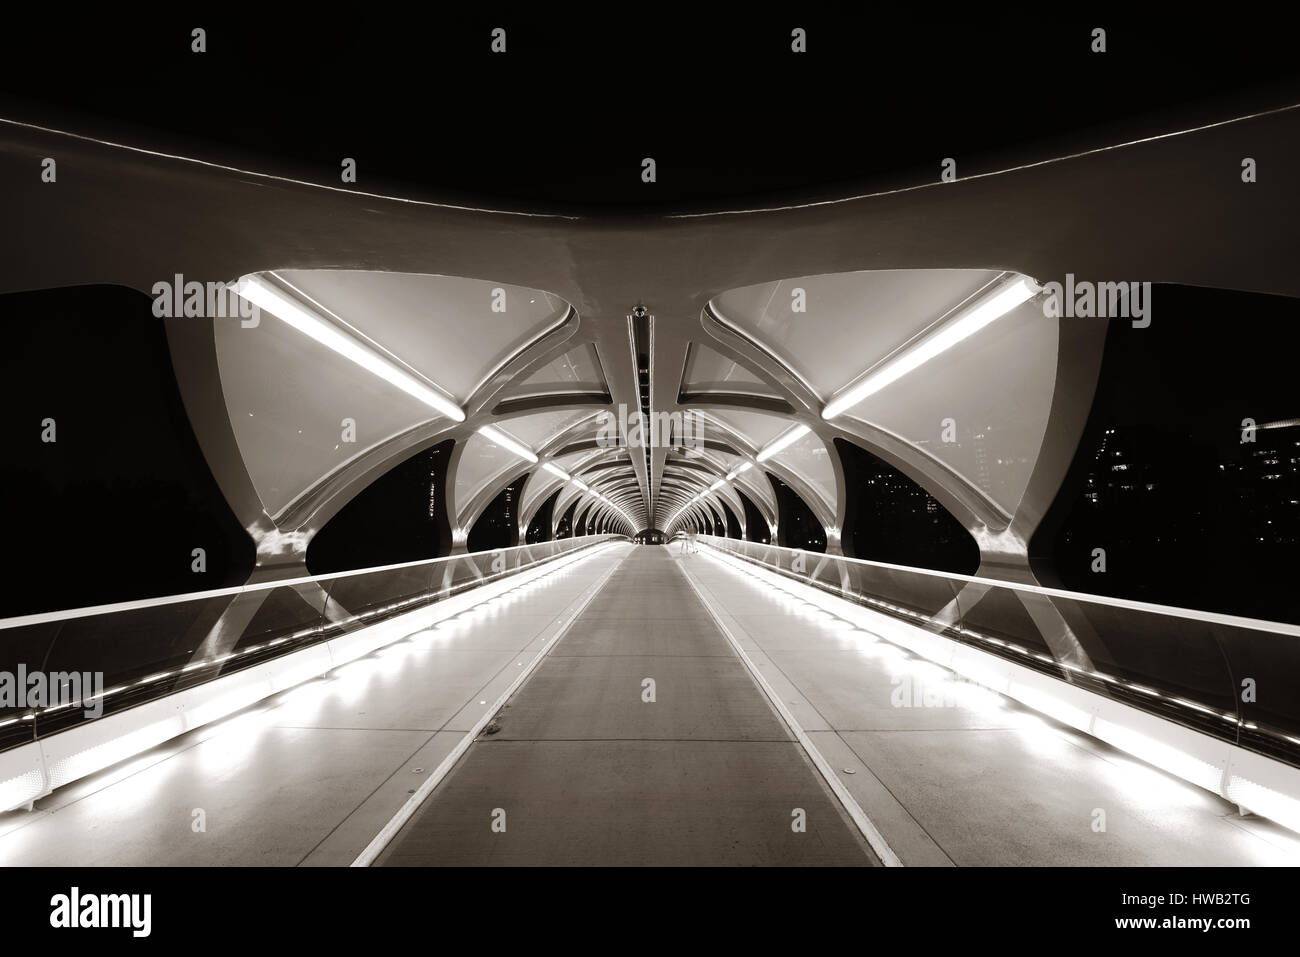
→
(374, 548, 877, 865)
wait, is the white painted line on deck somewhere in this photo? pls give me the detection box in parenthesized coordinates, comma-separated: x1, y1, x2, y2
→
(350, 547, 630, 866)
(676, 550, 904, 867)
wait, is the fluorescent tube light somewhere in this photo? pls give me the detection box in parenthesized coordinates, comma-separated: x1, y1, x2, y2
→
(478, 425, 538, 464)
(236, 275, 464, 422)
(822, 274, 1041, 420)
(756, 424, 810, 463)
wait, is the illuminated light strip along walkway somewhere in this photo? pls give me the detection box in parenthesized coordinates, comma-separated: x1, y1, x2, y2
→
(678, 547, 1300, 866)
(0, 545, 630, 866)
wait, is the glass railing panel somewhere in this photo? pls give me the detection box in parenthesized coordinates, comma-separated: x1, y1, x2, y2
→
(950, 586, 1059, 660)
(1217, 621, 1300, 753)
(692, 535, 1300, 764)
(0, 535, 623, 753)
(33, 596, 235, 735)
(207, 583, 334, 675)
(321, 562, 438, 636)
(707, 537, 963, 622)
(0, 622, 61, 751)
(1051, 599, 1237, 726)
(852, 564, 963, 624)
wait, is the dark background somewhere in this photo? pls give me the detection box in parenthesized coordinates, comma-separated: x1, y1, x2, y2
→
(2, 12, 1298, 212)
(1032, 285, 1300, 623)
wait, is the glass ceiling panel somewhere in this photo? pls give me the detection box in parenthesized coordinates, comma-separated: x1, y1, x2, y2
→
(553, 449, 607, 473)
(765, 427, 837, 512)
(844, 298, 1058, 516)
(498, 343, 608, 399)
(215, 300, 434, 518)
(496, 409, 600, 452)
(454, 431, 520, 519)
(705, 409, 789, 451)
(522, 471, 565, 515)
(275, 270, 568, 403)
(681, 341, 775, 396)
(710, 269, 1001, 399)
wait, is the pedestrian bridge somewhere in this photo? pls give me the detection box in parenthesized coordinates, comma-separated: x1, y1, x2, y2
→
(2, 96, 1300, 866)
